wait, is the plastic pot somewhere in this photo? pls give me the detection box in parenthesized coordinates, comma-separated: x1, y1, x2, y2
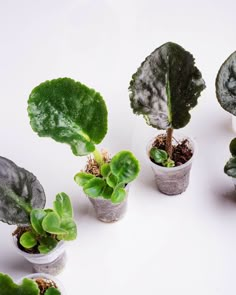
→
(147, 133, 195, 195)
(13, 236, 66, 275)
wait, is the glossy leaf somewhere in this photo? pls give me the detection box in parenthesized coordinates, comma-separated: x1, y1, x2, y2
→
(101, 185, 113, 199)
(54, 192, 73, 219)
(20, 231, 37, 249)
(74, 172, 94, 186)
(101, 163, 111, 177)
(42, 212, 67, 235)
(0, 156, 46, 225)
(57, 218, 77, 241)
(38, 236, 58, 254)
(28, 78, 108, 156)
(129, 42, 205, 129)
(110, 151, 140, 183)
(83, 177, 105, 198)
(150, 148, 168, 164)
(30, 209, 47, 235)
(224, 157, 236, 177)
(230, 138, 236, 156)
(216, 51, 236, 115)
(106, 173, 118, 188)
(111, 187, 126, 204)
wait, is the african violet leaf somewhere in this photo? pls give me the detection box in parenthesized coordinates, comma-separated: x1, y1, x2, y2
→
(42, 212, 67, 235)
(83, 178, 106, 198)
(0, 273, 39, 295)
(38, 236, 58, 254)
(57, 218, 77, 241)
(28, 78, 108, 156)
(45, 288, 61, 295)
(111, 187, 126, 203)
(0, 156, 46, 225)
(74, 172, 95, 186)
(216, 51, 236, 115)
(54, 193, 73, 219)
(150, 148, 168, 164)
(224, 157, 236, 177)
(110, 151, 140, 184)
(230, 138, 236, 156)
(129, 42, 206, 129)
(31, 209, 47, 235)
(20, 231, 37, 249)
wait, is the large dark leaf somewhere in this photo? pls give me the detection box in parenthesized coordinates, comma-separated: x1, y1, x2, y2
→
(28, 78, 108, 156)
(0, 157, 46, 225)
(216, 51, 236, 115)
(129, 42, 206, 129)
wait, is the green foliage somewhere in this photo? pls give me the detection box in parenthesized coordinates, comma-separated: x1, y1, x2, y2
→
(224, 138, 236, 178)
(28, 77, 108, 156)
(230, 138, 236, 156)
(19, 193, 77, 254)
(150, 147, 175, 167)
(216, 51, 236, 115)
(0, 273, 61, 295)
(0, 156, 46, 225)
(75, 150, 140, 204)
(129, 42, 205, 130)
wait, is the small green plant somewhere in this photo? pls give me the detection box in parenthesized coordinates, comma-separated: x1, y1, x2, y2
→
(74, 151, 140, 203)
(150, 147, 175, 167)
(0, 156, 77, 254)
(129, 42, 205, 165)
(224, 138, 236, 177)
(0, 273, 60, 295)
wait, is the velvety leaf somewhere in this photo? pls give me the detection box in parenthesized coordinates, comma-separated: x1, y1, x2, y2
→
(106, 173, 118, 188)
(0, 273, 39, 295)
(74, 172, 95, 186)
(54, 192, 73, 219)
(30, 209, 47, 235)
(111, 188, 126, 204)
(83, 178, 105, 198)
(150, 148, 168, 164)
(101, 163, 111, 177)
(38, 236, 58, 254)
(20, 231, 37, 249)
(45, 288, 61, 295)
(230, 138, 236, 156)
(28, 78, 108, 156)
(129, 42, 205, 129)
(58, 218, 77, 241)
(101, 185, 113, 199)
(110, 151, 140, 183)
(224, 157, 236, 177)
(42, 212, 67, 235)
(0, 156, 46, 225)
(216, 51, 236, 115)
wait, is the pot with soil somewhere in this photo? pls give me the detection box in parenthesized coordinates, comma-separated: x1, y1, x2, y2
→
(0, 272, 65, 294)
(27, 78, 140, 222)
(0, 156, 77, 275)
(129, 42, 206, 195)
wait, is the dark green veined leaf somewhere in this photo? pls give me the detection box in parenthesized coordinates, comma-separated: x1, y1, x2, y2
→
(224, 157, 236, 177)
(100, 163, 111, 177)
(106, 173, 118, 188)
(129, 42, 205, 129)
(57, 218, 77, 241)
(38, 236, 58, 254)
(230, 138, 236, 156)
(83, 177, 105, 198)
(19, 231, 37, 249)
(110, 151, 140, 183)
(28, 78, 108, 156)
(42, 212, 67, 235)
(111, 187, 126, 204)
(150, 148, 168, 164)
(45, 288, 61, 295)
(30, 209, 47, 235)
(0, 273, 39, 295)
(74, 172, 95, 186)
(216, 51, 236, 115)
(101, 185, 113, 199)
(54, 192, 73, 219)
(0, 157, 46, 225)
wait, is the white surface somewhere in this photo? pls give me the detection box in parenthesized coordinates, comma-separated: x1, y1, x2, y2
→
(0, 1, 236, 294)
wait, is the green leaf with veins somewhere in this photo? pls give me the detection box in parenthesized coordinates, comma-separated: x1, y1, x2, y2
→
(38, 236, 58, 254)
(27, 78, 108, 156)
(54, 192, 73, 219)
(20, 232, 37, 249)
(111, 187, 126, 204)
(74, 172, 95, 186)
(58, 218, 77, 241)
(42, 212, 67, 235)
(83, 178, 105, 198)
(101, 163, 111, 177)
(129, 42, 205, 130)
(106, 173, 118, 188)
(101, 185, 113, 199)
(30, 209, 47, 235)
(150, 148, 168, 164)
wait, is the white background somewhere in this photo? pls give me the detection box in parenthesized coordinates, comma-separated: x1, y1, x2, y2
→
(0, 0, 236, 294)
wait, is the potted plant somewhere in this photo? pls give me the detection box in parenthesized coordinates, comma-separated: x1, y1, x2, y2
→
(0, 272, 65, 294)
(27, 78, 140, 222)
(0, 156, 77, 275)
(215, 50, 236, 131)
(224, 138, 236, 187)
(129, 42, 206, 195)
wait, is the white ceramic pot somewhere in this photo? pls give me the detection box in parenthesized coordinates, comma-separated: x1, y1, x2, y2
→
(13, 236, 66, 275)
(147, 133, 196, 195)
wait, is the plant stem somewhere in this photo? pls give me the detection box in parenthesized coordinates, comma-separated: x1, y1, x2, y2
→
(93, 148, 104, 167)
(166, 127, 173, 159)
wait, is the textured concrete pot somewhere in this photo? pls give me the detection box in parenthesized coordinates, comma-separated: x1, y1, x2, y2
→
(88, 186, 129, 222)
(13, 237, 66, 275)
(147, 134, 195, 195)
(18, 273, 66, 294)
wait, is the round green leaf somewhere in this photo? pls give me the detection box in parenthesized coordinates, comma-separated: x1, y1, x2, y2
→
(230, 138, 236, 156)
(20, 231, 37, 249)
(224, 157, 236, 177)
(30, 209, 47, 235)
(58, 218, 77, 241)
(27, 78, 108, 156)
(150, 148, 168, 164)
(83, 177, 105, 198)
(110, 151, 140, 184)
(101, 185, 113, 199)
(54, 192, 73, 219)
(106, 173, 118, 188)
(38, 236, 58, 254)
(42, 212, 67, 235)
(101, 163, 111, 177)
(74, 172, 95, 186)
(111, 188, 126, 204)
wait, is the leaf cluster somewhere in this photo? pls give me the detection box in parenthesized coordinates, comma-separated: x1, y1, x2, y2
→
(150, 147, 175, 167)
(74, 151, 140, 204)
(224, 138, 236, 177)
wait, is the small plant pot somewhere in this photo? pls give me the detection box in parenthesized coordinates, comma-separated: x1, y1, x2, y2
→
(88, 186, 129, 223)
(13, 237, 66, 275)
(147, 134, 195, 195)
(18, 273, 66, 294)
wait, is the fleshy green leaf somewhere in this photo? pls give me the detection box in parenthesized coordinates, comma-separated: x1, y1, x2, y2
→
(216, 51, 236, 115)
(19, 231, 37, 249)
(110, 151, 140, 184)
(0, 273, 39, 295)
(101, 185, 113, 199)
(74, 172, 95, 186)
(30, 209, 47, 235)
(27, 78, 108, 156)
(230, 138, 236, 156)
(0, 156, 46, 225)
(58, 218, 77, 241)
(150, 148, 168, 164)
(54, 192, 73, 219)
(111, 188, 126, 204)
(45, 288, 61, 295)
(38, 236, 58, 254)
(106, 173, 118, 188)
(101, 163, 111, 177)
(83, 178, 105, 198)
(224, 157, 236, 177)
(42, 212, 67, 235)
(129, 42, 205, 129)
